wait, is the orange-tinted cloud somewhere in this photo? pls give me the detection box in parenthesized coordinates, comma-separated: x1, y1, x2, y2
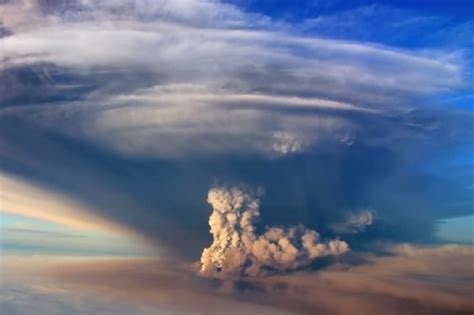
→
(1, 172, 133, 235)
(3, 244, 470, 315)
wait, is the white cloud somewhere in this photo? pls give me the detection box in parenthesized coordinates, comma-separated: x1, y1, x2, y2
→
(331, 210, 375, 234)
(0, 0, 467, 159)
(272, 132, 303, 154)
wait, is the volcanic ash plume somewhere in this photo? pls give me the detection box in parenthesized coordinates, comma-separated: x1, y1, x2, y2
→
(331, 210, 374, 234)
(200, 187, 349, 276)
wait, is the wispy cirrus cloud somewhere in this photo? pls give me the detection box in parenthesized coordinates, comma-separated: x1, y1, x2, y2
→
(0, 0, 467, 159)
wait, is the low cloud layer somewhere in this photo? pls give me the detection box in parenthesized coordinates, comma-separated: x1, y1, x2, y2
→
(2, 244, 473, 315)
(200, 187, 348, 276)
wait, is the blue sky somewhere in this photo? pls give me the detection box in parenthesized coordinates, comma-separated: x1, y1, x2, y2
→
(225, 0, 474, 22)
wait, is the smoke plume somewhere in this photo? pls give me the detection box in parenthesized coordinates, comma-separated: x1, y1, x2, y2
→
(200, 187, 349, 276)
(331, 210, 374, 234)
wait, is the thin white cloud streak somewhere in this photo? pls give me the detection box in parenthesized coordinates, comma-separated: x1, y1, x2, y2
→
(111, 87, 372, 112)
